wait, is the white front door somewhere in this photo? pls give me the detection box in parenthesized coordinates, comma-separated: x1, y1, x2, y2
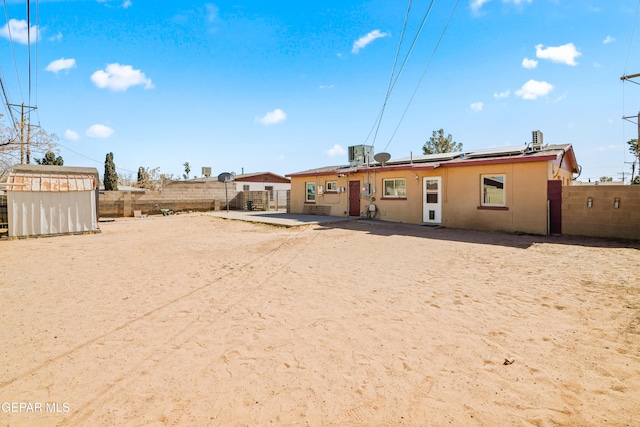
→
(423, 177, 442, 224)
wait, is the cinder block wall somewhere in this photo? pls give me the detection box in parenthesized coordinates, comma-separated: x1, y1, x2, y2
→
(562, 185, 640, 240)
(99, 180, 242, 217)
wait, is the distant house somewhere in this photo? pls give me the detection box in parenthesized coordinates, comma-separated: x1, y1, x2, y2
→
(234, 172, 291, 210)
(4, 164, 100, 238)
(286, 134, 579, 235)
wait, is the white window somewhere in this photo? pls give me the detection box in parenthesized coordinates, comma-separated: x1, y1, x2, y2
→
(306, 182, 316, 202)
(383, 178, 406, 198)
(326, 181, 337, 192)
(481, 175, 506, 206)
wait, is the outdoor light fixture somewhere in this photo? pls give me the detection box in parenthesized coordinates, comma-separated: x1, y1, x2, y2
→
(614, 197, 620, 209)
(587, 197, 593, 208)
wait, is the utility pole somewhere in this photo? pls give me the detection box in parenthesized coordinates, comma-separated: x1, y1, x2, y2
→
(621, 74, 640, 176)
(19, 104, 25, 164)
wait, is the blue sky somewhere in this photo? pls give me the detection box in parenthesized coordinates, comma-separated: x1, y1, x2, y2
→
(1, 0, 640, 182)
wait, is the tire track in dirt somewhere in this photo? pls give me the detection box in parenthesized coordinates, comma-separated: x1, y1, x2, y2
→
(52, 225, 321, 425)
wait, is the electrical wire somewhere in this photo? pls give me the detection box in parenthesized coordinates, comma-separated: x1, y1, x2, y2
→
(366, 0, 437, 148)
(367, 0, 413, 148)
(383, 0, 460, 152)
(3, 0, 24, 103)
(624, 0, 640, 75)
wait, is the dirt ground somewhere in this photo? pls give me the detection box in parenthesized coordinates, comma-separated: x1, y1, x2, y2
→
(0, 213, 639, 426)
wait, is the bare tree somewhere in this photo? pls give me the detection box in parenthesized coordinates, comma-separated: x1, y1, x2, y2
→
(0, 117, 59, 180)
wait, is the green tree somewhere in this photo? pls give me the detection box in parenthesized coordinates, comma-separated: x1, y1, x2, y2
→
(35, 150, 64, 166)
(183, 161, 190, 179)
(104, 152, 118, 191)
(632, 175, 640, 185)
(599, 176, 613, 182)
(628, 138, 638, 158)
(422, 129, 463, 155)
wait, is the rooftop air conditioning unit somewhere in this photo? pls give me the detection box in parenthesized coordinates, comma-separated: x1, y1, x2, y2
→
(202, 167, 211, 178)
(532, 130, 544, 150)
(348, 145, 374, 166)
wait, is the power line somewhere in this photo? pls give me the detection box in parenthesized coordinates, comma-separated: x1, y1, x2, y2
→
(624, 0, 640, 74)
(365, 0, 437, 148)
(3, 0, 24, 103)
(383, 0, 461, 152)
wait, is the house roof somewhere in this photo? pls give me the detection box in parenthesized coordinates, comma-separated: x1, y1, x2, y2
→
(234, 172, 290, 183)
(286, 144, 579, 178)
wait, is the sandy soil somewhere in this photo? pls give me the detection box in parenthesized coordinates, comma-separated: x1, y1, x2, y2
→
(0, 213, 639, 426)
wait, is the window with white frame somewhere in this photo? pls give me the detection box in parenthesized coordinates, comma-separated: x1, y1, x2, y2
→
(306, 182, 316, 202)
(326, 181, 337, 192)
(481, 175, 506, 206)
(383, 178, 406, 198)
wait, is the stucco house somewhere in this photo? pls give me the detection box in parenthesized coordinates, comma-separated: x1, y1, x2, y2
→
(234, 172, 291, 210)
(286, 133, 579, 235)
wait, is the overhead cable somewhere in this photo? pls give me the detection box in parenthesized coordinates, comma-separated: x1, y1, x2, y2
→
(383, 0, 461, 152)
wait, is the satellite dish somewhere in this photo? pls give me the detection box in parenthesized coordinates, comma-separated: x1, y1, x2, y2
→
(217, 172, 234, 183)
(374, 152, 391, 166)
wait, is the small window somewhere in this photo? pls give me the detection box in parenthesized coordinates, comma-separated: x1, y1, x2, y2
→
(326, 181, 337, 192)
(383, 178, 406, 198)
(243, 184, 250, 191)
(306, 182, 316, 202)
(481, 175, 506, 206)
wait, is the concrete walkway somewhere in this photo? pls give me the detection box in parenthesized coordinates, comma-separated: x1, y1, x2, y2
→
(207, 210, 355, 227)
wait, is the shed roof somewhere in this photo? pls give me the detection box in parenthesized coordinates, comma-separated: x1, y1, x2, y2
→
(5, 173, 97, 192)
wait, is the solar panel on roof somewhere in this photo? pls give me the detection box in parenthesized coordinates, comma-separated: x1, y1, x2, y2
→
(464, 145, 528, 159)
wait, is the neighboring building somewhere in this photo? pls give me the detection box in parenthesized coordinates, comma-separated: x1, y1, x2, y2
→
(286, 135, 580, 236)
(4, 164, 100, 238)
(234, 172, 291, 210)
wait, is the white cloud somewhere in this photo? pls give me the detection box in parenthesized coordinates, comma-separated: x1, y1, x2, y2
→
(319, 84, 335, 90)
(535, 43, 581, 66)
(204, 3, 219, 22)
(603, 36, 615, 44)
(45, 58, 76, 74)
(86, 124, 115, 138)
(505, 0, 532, 4)
(515, 80, 553, 100)
(493, 90, 510, 99)
(352, 30, 388, 54)
(470, 102, 483, 112)
(521, 58, 538, 69)
(471, 0, 491, 13)
(0, 19, 39, 45)
(91, 63, 154, 91)
(49, 32, 63, 42)
(64, 130, 79, 141)
(593, 62, 601, 68)
(325, 144, 346, 158)
(122, 0, 132, 8)
(256, 109, 287, 126)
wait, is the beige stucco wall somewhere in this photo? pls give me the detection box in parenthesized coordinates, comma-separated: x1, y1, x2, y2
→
(562, 185, 640, 240)
(290, 160, 554, 235)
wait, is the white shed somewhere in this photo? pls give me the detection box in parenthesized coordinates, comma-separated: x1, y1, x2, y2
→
(6, 165, 99, 238)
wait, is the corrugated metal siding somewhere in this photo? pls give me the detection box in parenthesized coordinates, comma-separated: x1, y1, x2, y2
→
(6, 172, 98, 238)
(8, 191, 97, 237)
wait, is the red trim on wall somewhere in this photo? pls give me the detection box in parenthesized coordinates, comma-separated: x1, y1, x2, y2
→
(380, 197, 408, 201)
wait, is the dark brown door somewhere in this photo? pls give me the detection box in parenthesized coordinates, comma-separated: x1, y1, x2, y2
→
(349, 180, 360, 216)
(547, 180, 562, 235)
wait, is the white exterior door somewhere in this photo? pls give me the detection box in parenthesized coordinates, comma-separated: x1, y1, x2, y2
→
(423, 177, 441, 224)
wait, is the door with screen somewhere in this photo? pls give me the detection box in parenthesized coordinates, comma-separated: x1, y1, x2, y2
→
(423, 177, 441, 223)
